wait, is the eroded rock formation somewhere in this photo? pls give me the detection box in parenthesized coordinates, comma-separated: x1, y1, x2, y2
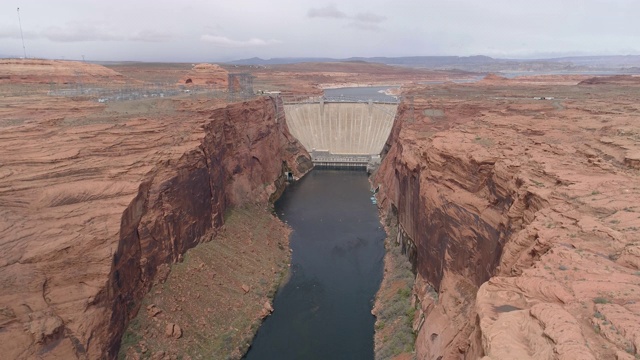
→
(106, 97, 311, 358)
(178, 63, 228, 87)
(374, 81, 640, 359)
(0, 95, 310, 359)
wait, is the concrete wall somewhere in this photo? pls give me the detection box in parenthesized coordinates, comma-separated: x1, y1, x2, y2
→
(284, 102, 397, 155)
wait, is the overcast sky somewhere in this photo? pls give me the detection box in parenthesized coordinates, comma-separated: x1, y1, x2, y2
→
(1, 0, 639, 62)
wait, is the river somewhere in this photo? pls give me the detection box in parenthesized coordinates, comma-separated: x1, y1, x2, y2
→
(244, 170, 386, 359)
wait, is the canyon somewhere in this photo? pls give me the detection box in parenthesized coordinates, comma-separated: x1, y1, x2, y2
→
(1, 58, 639, 360)
(0, 60, 311, 359)
(373, 77, 640, 359)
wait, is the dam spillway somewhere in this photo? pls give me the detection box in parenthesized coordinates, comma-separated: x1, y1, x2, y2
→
(283, 98, 398, 168)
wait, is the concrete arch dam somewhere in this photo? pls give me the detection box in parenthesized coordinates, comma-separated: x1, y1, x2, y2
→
(283, 100, 398, 168)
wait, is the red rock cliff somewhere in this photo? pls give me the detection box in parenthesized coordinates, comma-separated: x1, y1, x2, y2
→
(103, 97, 311, 358)
(374, 83, 640, 359)
(0, 95, 310, 359)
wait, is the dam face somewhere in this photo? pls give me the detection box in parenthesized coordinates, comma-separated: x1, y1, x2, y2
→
(283, 99, 397, 168)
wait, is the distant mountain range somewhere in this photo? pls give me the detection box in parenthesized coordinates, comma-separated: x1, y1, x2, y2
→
(227, 55, 497, 66)
(226, 55, 640, 73)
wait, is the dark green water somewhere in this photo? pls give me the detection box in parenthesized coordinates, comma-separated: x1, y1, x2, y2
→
(244, 170, 386, 360)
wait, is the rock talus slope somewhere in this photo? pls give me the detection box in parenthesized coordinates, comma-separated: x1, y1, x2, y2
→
(0, 94, 310, 359)
(374, 81, 640, 359)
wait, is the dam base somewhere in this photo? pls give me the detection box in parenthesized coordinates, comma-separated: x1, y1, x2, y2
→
(309, 150, 381, 171)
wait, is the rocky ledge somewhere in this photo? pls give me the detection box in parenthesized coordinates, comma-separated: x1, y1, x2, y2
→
(0, 94, 310, 359)
(374, 79, 640, 359)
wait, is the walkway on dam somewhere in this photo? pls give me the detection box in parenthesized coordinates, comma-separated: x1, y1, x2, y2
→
(283, 97, 398, 166)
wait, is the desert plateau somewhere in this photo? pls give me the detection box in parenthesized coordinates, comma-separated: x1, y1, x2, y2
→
(1, 56, 639, 360)
(2, 2, 640, 359)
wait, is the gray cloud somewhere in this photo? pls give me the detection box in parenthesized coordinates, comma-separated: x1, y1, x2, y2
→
(0, 24, 38, 39)
(353, 12, 386, 23)
(129, 30, 173, 42)
(44, 24, 125, 42)
(0, 25, 18, 39)
(347, 22, 383, 32)
(1, 0, 638, 62)
(200, 34, 282, 47)
(308, 5, 387, 31)
(1, 22, 173, 43)
(307, 5, 347, 19)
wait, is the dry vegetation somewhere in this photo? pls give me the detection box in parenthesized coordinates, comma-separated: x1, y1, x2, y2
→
(119, 206, 292, 360)
(373, 222, 417, 360)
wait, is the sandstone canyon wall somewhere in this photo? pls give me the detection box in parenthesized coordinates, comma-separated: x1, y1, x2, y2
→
(374, 82, 640, 359)
(0, 96, 311, 359)
(106, 97, 311, 358)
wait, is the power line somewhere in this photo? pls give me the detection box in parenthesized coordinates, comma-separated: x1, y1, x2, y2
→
(17, 7, 27, 58)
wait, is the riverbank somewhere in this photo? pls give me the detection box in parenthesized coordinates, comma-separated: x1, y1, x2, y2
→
(119, 205, 292, 359)
(372, 216, 417, 360)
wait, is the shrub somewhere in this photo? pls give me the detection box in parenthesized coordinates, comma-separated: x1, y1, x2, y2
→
(397, 287, 411, 299)
(594, 311, 604, 319)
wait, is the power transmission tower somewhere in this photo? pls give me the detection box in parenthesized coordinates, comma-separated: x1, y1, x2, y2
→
(17, 8, 27, 58)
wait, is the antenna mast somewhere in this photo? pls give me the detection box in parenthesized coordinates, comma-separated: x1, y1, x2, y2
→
(17, 7, 27, 58)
